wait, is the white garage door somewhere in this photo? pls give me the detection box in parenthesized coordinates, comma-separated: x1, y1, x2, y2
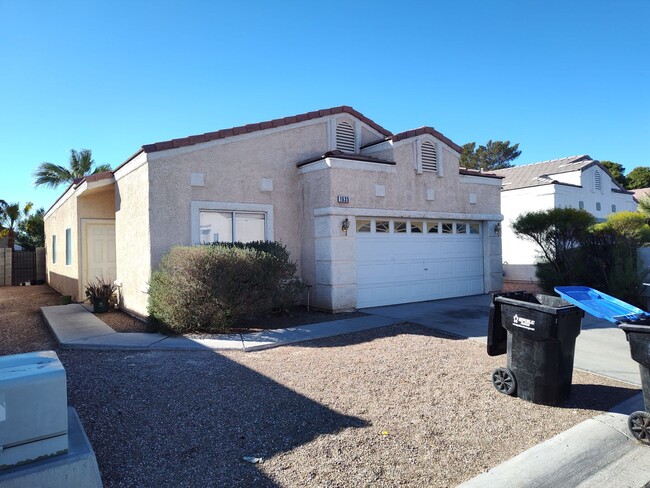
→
(356, 219, 484, 308)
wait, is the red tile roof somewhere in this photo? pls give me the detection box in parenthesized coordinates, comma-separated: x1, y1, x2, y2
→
(362, 126, 463, 154)
(140, 106, 392, 154)
(297, 150, 396, 168)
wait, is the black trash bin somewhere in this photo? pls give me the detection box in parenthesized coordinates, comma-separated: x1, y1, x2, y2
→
(554, 286, 650, 444)
(487, 292, 584, 405)
(618, 322, 650, 444)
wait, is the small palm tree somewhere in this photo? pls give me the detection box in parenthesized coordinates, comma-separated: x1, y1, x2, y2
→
(638, 195, 650, 217)
(0, 201, 33, 249)
(34, 149, 111, 189)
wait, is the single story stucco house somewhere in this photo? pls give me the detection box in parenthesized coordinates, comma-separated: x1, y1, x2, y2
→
(493, 155, 637, 283)
(44, 106, 504, 317)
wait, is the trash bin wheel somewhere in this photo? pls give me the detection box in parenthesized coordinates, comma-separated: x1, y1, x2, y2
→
(492, 367, 516, 395)
(628, 411, 650, 445)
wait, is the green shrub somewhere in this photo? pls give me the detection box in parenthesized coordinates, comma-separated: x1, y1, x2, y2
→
(148, 242, 302, 334)
(514, 208, 650, 305)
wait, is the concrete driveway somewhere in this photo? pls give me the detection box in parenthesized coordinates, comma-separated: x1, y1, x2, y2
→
(364, 293, 641, 386)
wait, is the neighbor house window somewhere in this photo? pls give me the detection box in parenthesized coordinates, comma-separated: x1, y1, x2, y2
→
(596, 202, 601, 211)
(579, 201, 584, 209)
(375, 221, 390, 233)
(612, 204, 617, 212)
(65, 228, 72, 265)
(421, 140, 438, 172)
(199, 211, 265, 243)
(336, 121, 355, 153)
(52, 235, 56, 264)
(356, 220, 371, 232)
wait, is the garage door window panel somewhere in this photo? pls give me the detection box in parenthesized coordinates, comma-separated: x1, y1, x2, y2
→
(394, 221, 407, 233)
(356, 220, 371, 233)
(442, 223, 453, 234)
(375, 221, 390, 233)
(411, 221, 423, 233)
(427, 222, 440, 233)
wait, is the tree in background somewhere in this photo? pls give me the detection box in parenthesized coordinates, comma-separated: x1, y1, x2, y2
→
(460, 140, 522, 171)
(600, 161, 627, 187)
(0, 201, 34, 249)
(34, 149, 111, 189)
(626, 166, 650, 190)
(511, 208, 595, 286)
(513, 208, 650, 305)
(16, 207, 45, 250)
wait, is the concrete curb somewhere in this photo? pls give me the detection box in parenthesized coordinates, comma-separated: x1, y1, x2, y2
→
(458, 393, 650, 488)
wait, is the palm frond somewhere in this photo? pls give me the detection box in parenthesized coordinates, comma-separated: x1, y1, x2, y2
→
(92, 164, 112, 174)
(33, 163, 74, 188)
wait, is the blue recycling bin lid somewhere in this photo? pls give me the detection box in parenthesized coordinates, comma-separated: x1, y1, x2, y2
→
(554, 286, 650, 324)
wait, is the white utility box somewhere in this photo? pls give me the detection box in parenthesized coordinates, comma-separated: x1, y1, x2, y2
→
(0, 350, 68, 469)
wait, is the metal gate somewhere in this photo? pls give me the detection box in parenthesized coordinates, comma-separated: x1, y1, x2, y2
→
(12, 251, 36, 285)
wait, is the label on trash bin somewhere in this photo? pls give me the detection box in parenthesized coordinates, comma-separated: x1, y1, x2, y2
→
(512, 314, 536, 331)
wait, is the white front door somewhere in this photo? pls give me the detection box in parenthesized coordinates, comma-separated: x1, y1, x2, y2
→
(86, 223, 116, 283)
(355, 219, 484, 308)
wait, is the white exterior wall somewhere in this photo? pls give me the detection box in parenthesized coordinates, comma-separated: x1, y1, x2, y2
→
(502, 167, 637, 282)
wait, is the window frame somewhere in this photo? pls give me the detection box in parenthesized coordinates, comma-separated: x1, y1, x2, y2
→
(191, 201, 273, 245)
(65, 228, 72, 266)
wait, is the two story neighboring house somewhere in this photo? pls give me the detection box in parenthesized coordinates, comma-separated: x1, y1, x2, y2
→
(44, 106, 504, 317)
(494, 155, 637, 283)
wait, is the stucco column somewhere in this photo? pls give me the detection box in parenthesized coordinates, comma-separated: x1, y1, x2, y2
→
(312, 214, 357, 311)
(484, 220, 504, 292)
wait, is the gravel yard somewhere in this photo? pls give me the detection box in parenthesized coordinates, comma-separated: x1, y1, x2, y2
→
(0, 285, 641, 487)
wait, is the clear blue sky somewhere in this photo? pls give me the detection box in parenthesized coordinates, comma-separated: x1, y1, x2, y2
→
(1, 0, 648, 211)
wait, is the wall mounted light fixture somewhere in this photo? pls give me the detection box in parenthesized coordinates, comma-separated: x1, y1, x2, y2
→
(342, 218, 350, 235)
(494, 223, 501, 236)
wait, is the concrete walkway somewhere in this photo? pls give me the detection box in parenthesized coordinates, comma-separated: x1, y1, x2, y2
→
(41, 296, 650, 487)
(41, 304, 398, 351)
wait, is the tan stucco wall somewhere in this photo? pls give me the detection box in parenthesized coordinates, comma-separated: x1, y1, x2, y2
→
(44, 186, 115, 301)
(146, 121, 331, 274)
(115, 162, 151, 317)
(44, 191, 79, 299)
(298, 136, 503, 310)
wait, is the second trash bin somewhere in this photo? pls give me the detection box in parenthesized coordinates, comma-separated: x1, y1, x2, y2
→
(488, 292, 584, 406)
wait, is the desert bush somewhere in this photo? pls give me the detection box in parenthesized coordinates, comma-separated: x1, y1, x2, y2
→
(148, 242, 302, 333)
(513, 208, 650, 305)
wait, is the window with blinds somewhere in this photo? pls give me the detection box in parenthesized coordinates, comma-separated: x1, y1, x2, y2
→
(421, 141, 438, 172)
(336, 121, 355, 153)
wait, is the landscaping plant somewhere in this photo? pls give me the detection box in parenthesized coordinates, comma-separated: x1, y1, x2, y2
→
(148, 241, 302, 334)
(512, 208, 650, 306)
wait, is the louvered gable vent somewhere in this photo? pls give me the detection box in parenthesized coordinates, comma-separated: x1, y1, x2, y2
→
(336, 121, 356, 153)
(595, 170, 602, 190)
(421, 141, 438, 172)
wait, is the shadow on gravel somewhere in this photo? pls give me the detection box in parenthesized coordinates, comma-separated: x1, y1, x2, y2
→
(288, 322, 464, 349)
(562, 383, 640, 411)
(60, 349, 367, 488)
